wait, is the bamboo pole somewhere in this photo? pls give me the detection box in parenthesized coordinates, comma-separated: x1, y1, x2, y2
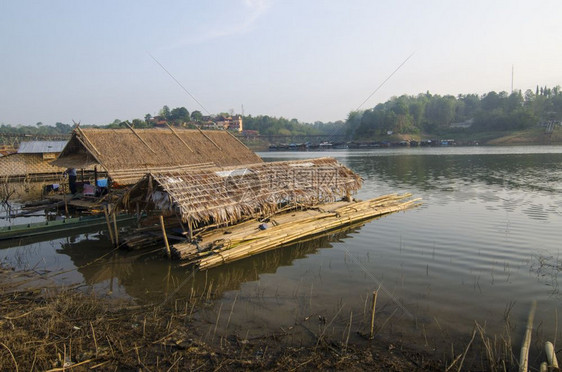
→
(160, 215, 172, 259)
(196, 198, 419, 269)
(76, 126, 102, 156)
(197, 127, 221, 150)
(103, 205, 115, 245)
(545, 341, 559, 368)
(125, 122, 156, 153)
(370, 290, 378, 339)
(166, 123, 194, 152)
(170, 194, 420, 267)
(63, 188, 69, 217)
(188, 218, 193, 241)
(519, 300, 537, 372)
(112, 211, 119, 247)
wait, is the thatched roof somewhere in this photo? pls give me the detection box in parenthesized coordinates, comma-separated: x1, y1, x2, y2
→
(120, 157, 362, 226)
(52, 127, 262, 184)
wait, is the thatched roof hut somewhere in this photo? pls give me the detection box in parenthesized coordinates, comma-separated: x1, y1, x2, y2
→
(119, 157, 362, 227)
(52, 127, 262, 185)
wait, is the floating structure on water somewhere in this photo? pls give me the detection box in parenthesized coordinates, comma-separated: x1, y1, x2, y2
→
(117, 157, 420, 268)
(173, 194, 419, 269)
(3, 127, 420, 269)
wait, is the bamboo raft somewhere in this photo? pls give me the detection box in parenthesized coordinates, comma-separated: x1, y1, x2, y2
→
(172, 193, 420, 270)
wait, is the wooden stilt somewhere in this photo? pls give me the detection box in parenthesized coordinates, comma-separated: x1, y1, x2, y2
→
(112, 211, 119, 247)
(63, 190, 69, 217)
(160, 215, 172, 259)
(136, 202, 141, 228)
(103, 206, 115, 245)
(369, 290, 378, 339)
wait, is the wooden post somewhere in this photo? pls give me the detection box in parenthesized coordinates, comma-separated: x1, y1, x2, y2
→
(160, 215, 172, 259)
(94, 166, 98, 193)
(136, 202, 141, 228)
(369, 290, 378, 339)
(63, 183, 69, 217)
(112, 211, 119, 247)
(103, 205, 115, 245)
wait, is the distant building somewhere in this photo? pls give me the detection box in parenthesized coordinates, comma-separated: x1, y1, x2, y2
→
(450, 118, 474, 128)
(18, 140, 67, 160)
(149, 116, 169, 128)
(0, 141, 68, 181)
(199, 121, 223, 130)
(215, 115, 243, 132)
(242, 129, 259, 137)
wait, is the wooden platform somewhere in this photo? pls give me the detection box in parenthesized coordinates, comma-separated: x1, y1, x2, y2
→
(47, 194, 104, 209)
(172, 193, 420, 270)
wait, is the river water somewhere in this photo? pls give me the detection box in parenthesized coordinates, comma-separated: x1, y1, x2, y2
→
(2, 146, 562, 352)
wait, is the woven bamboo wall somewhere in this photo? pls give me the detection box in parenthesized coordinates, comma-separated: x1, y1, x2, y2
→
(0, 153, 66, 177)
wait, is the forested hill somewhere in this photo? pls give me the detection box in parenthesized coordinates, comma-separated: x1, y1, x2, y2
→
(1, 86, 561, 143)
(346, 86, 562, 140)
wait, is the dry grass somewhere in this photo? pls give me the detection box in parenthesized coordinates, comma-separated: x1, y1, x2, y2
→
(0, 265, 443, 371)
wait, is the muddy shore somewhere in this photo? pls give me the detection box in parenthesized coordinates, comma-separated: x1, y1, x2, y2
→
(4, 265, 544, 371)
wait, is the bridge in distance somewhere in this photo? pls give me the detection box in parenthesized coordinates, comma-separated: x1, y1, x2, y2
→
(0, 132, 348, 146)
(235, 134, 347, 144)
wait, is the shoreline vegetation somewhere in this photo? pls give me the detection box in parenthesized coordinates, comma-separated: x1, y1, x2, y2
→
(0, 264, 536, 371)
(0, 265, 440, 371)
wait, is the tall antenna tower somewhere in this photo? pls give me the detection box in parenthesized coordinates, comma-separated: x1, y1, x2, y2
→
(511, 65, 514, 93)
(241, 104, 244, 117)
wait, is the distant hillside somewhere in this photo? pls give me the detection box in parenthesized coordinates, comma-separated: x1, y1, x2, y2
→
(345, 86, 562, 143)
(486, 127, 562, 145)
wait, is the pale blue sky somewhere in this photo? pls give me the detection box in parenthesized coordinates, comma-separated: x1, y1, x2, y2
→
(1, 0, 561, 126)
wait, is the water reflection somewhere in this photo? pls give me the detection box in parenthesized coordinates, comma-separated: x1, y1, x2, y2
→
(346, 153, 562, 194)
(48, 222, 367, 303)
(341, 153, 562, 223)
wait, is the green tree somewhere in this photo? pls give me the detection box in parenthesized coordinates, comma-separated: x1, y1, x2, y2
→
(424, 96, 455, 129)
(160, 105, 171, 120)
(190, 110, 203, 122)
(170, 107, 189, 121)
(132, 119, 147, 128)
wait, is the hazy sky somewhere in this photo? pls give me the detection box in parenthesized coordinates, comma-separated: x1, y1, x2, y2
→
(1, 0, 561, 126)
